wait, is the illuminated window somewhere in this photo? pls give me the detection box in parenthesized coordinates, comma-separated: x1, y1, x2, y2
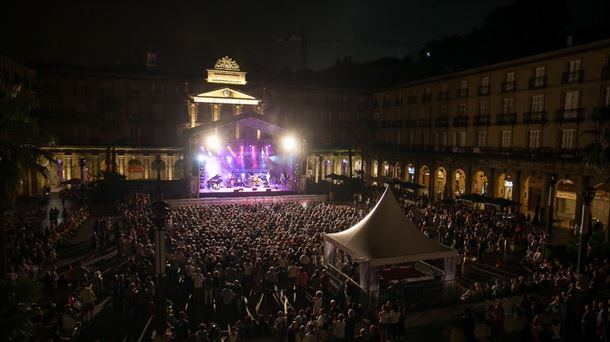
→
(561, 129, 575, 149)
(477, 130, 487, 147)
(501, 131, 512, 148)
(530, 95, 544, 112)
(528, 130, 541, 149)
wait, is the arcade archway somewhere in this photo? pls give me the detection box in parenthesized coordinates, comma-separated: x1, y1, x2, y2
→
(497, 173, 514, 200)
(452, 169, 466, 196)
(434, 167, 447, 200)
(419, 165, 430, 195)
(555, 179, 577, 228)
(127, 159, 145, 180)
(524, 175, 544, 214)
(472, 170, 488, 195)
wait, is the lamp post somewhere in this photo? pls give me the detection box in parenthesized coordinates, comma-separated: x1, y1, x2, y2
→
(545, 173, 557, 234)
(150, 200, 170, 276)
(577, 186, 596, 276)
(151, 155, 163, 201)
(78, 158, 87, 204)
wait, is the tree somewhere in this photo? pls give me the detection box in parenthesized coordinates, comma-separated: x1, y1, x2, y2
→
(0, 277, 43, 341)
(0, 97, 54, 275)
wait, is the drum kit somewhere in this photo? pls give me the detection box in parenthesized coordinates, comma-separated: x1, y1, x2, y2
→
(206, 172, 273, 190)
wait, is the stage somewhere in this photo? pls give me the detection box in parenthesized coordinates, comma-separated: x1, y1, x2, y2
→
(198, 186, 295, 198)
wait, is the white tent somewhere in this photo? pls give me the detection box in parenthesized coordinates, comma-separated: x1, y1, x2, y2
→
(324, 187, 457, 291)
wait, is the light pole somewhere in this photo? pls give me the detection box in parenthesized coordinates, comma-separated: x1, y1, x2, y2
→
(150, 200, 170, 276)
(151, 155, 163, 201)
(577, 186, 595, 276)
(546, 173, 557, 234)
(78, 158, 87, 204)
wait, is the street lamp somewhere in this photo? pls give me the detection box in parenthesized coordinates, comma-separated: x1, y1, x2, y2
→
(78, 158, 87, 204)
(150, 200, 170, 276)
(151, 155, 163, 201)
(546, 173, 557, 234)
(577, 186, 596, 276)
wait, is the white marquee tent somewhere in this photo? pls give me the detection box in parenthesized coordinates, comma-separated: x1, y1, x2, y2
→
(324, 187, 457, 291)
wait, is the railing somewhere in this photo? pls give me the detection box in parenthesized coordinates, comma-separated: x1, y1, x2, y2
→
(495, 113, 517, 125)
(500, 81, 516, 92)
(403, 119, 417, 127)
(438, 91, 449, 101)
(473, 114, 490, 126)
(456, 88, 468, 98)
(407, 96, 417, 104)
(528, 76, 547, 89)
(523, 111, 547, 124)
(435, 117, 449, 127)
(561, 70, 583, 84)
(421, 93, 433, 102)
(555, 108, 584, 123)
(477, 85, 490, 96)
(452, 115, 469, 127)
(128, 89, 140, 98)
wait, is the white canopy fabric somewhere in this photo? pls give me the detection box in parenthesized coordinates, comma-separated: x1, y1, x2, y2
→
(325, 187, 456, 267)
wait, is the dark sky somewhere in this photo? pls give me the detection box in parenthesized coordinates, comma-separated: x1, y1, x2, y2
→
(0, 0, 603, 73)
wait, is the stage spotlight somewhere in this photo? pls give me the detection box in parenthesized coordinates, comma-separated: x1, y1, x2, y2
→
(205, 134, 222, 151)
(196, 154, 205, 162)
(282, 135, 297, 151)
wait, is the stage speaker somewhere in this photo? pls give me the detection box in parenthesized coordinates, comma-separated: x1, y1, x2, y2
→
(266, 188, 272, 192)
(252, 187, 257, 191)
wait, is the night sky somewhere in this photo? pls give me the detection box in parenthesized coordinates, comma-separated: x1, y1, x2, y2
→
(0, 0, 606, 73)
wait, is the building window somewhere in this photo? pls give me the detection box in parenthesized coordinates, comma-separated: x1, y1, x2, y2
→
(128, 102, 139, 120)
(454, 131, 466, 147)
(477, 130, 487, 147)
(74, 101, 87, 118)
(501, 130, 512, 148)
(128, 82, 139, 97)
(441, 132, 447, 146)
(75, 79, 87, 96)
(458, 102, 467, 115)
(152, 104, 163, 121)
(528, 130, 541, 149)
(564, 59, 583, 83)
(457, 80, 468, 97)
(101, 81, 113, 96)
(562, 90, 580, 119)
(502, 72, 516, 92)
(479, 100, 489, 115)
(561, 129, 575, 149)
(439, 103, 448, 116)
(530, 95, 544, 112)
(479, 76, 490, 95)
(459, 80, 468, 90)
(129, 126, 140, 142)
(603, 86, 610, 107)
(152, 83, 164, 97)
(503, 98, 515, 113)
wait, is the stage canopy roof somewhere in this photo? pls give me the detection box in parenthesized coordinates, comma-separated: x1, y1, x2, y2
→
(184, 111, 288, 141)
(325, 187, 456, 267)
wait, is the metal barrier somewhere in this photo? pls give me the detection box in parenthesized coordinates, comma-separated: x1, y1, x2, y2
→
(167, 194, 327, 207)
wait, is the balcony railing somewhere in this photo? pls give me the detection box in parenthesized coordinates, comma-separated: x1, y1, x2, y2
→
(528, 76, 547, 89)
(435, 117, 449, 127)
(473, 114, 491, 126)
(372, 144, 582, 160)
(561, 70, 583, 84)
(403, 119, 417, 127)
(555, 108, 584, 123)
(602, 66, 610, 80)
(128, 89, 140, 98)
(417, 118, 432, 127)
(407, 96, 417, 104)
(438, 91, 449, 101)
(456, 88, 468, 98)
(421, 93, 433, 102)
(477, 85, 490, 96)
(495, 113, 517, 125)
(523, 111, 547, 124)
(500, 81, 516, 92)
(452, 115, 469, 127)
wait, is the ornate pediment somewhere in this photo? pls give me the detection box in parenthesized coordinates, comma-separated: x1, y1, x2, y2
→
(191, 87, 260, 105)
(214, 56, 240, 71)
(207, 56, 247, 85)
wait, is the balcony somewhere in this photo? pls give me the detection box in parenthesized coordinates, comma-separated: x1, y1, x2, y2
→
(528, 77, 547, 89)
(403, 119, 417, 127)
(407, 96, 417, 104)
(555, 108, 584, 123)
(602, 66, 610, 80)
(128, 89, 140, 98)
(495, 113, 517, 125)
(74, 87, 88, 97)
(456, 88, 468, 98)
(438, 91, 449, 101)
(421, 93, 433, 102)
(561, 70, 583, 84)
(435, 117, 449, 127)
(417, 118, 432, 127)
(473, 114, 491, 126)
(593, 106, 610, 120)
(523, 111, 547, 124)
(452, 115, 469, 127)
(477, 85, 490, 96)
(500, 81, 516, 92)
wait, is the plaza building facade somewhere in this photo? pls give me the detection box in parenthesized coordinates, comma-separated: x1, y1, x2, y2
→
(31, 56, 370, 196)
(371, 39, 610, 229)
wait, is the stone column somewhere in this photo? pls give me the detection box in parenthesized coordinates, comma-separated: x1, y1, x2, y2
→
(118, 155, 125, 175)
(167, 155, 173, 181)
(577, 183, 595, 275)
(488, 168, 496, 197)
(513, 170, 522, 211)
(144, 155, 150, 179)
(66, 155, 73, 180)
(444, 166, 453, 199)
(545, 173, 558, 234)
(465, 165, 473, 195)
(92, 155, 99, 179)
